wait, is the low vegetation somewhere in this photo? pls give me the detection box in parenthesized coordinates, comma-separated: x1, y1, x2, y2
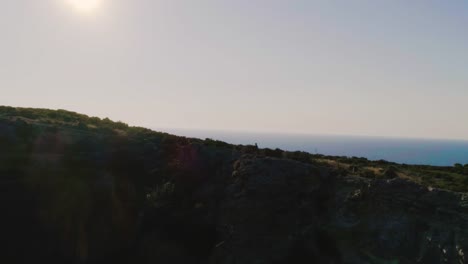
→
(1, 105, 468, 194)
(1, 106, 468, 263)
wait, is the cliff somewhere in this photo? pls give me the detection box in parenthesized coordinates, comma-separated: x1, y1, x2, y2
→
(1, 106, 467, 263)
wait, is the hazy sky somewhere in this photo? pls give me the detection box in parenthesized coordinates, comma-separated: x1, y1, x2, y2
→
(2, 0, 468, 140)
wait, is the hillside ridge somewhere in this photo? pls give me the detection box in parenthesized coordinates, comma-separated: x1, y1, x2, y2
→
(1, 106, 468, 263)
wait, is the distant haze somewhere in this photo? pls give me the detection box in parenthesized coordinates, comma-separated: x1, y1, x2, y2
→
(2, 1, 468, 140)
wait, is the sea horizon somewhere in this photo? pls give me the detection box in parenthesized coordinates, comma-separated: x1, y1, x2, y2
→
(154, 127, 468, 167)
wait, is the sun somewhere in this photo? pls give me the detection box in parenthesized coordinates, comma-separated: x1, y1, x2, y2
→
(67, 0, 102, 14)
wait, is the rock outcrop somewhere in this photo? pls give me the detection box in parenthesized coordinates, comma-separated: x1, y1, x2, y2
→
(2, 111, 468, 263)
(210, 156, 338, 264)
(208, 156, 468, 264)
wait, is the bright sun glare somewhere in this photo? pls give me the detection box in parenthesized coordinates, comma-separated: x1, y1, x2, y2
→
(67, 0, 101, 14)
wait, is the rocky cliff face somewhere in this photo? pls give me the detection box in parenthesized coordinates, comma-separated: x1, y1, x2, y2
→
(136, 154, 468, 263)
(331, 176, 468, 264)
(208, 156, 468, 264)
(211, 156, 337, 263)
(2, 114, 468, 263)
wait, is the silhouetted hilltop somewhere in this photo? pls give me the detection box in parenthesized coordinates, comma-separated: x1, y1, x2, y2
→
(1, 106, 468, 263)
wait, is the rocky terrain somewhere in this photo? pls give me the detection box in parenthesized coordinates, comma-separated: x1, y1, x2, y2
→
(211, 156, 468, 263)
(1, 106, 468, 263)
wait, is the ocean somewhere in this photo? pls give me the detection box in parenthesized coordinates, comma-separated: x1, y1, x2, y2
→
(158, 128, 468, 167)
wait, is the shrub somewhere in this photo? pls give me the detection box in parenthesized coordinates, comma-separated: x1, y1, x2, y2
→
(263, 148, 283, 158)
(359, 169, 376, 179)
(241, 144, 259, 155)
(383, 166, 398, 179)
(204, 138, 231, 148)
(284, 151, 311, 163)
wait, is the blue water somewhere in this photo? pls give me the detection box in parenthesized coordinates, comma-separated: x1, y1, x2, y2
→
(158, 128, 468, 167)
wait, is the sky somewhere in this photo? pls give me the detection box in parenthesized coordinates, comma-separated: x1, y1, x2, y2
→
(1, 0, 468, 140)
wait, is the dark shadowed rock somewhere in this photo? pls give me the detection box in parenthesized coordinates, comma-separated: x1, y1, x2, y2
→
(1, 108, 468, 264)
